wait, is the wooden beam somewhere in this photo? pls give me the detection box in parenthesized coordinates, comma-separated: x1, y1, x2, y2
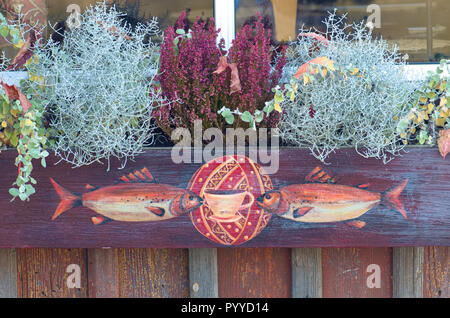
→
(189, 248, 218, 298)
(423, 247, 448, 298)
(217, 248, 291, 297)
(117, 248, 189, 297)
(16, 248, 88, 298)
(291, 248, 322, 298)
(393, 247, 424, 298)
(0, 249, 17, 298)
(87, 248, 119, 298)
(0, 148, 448, 248)
(322, 248, 392, 297)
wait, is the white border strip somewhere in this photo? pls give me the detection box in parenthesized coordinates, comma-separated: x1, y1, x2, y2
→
(214, 0, 235, 50)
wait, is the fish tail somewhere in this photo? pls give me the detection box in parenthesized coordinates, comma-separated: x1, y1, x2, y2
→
(381, 179, 409, 219)
(50, 178, 81, 220)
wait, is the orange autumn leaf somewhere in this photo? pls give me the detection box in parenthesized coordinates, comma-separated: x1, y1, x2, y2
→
(294, 56, 334, 79)
(213, 56, 242, 94)
(297, 32, 329, 46)
(6, 29, 36, 71)
(1, 81, 32, 112)
(438, 129, 450, 159)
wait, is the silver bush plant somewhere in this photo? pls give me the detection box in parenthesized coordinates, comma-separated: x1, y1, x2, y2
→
(278, 11, 422, 163)
(30, 3, 163, 169)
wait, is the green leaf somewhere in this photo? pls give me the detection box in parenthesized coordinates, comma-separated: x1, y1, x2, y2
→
(175, 29, 185, 35)
(254, 110, 264, 123)
(240, 111, 253, 123)
(9, 188, 19, 197)
(0, 26, 8, 38)
(41, 157, 46, 168)
(224, 115, 234, 125)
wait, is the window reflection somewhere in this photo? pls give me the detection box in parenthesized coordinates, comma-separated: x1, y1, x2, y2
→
(235, 0, 450, 62)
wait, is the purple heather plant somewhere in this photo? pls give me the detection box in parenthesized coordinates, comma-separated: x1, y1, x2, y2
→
(155, 12, 286, 138)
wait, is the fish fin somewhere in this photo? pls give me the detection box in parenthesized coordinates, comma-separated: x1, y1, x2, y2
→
(85, 184, 97, 191)
(356, 183, 370, 189)
(50, 178, 81, 221)
(293, 207, 314, 218)
(91, 216, 113, 225)
(346, 220, 366, 229)
(304, 166, 337, 184)
(145, 206, 165, 217)
(119, 167, 155, 183)
(381, 179, 409, 219)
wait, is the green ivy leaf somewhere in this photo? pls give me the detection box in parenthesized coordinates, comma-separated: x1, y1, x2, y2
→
(9, 188, 19, 197)
(175, 29, 185, 35)
(240, 111, 253, 123)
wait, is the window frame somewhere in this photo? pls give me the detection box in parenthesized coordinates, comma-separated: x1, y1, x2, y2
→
(0, 0, 447, 84)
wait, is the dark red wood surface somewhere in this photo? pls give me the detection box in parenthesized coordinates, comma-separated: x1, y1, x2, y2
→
(0, 148, 448, 247)
(217, 248, 292, 298)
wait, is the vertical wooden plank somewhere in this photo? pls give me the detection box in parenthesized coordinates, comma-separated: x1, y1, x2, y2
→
(292, 248, 322, 298)
(87, 248, 119, 298)
(393, 247, 424, 298)
(423, 247, 449, 298)
(17, 248, 88, 298)
(0, 249, 17, 298)
(322, 248, 392, 298)
(117, 248, 189, 298)
(217, 248, 291, 298)
(189, 248, 218, 298)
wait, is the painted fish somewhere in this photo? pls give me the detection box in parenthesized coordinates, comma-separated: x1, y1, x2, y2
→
(256, 167, 409, 228)
(50, 167, 203, 224)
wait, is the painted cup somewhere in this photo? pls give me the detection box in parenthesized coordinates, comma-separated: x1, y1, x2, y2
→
(204, 190, 255, 222)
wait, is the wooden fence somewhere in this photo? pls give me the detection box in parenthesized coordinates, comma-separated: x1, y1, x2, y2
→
(0, 247, 448, 297)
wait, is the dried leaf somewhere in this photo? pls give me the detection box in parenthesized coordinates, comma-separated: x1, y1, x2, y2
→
(213, 56, 241, 94)
(438, 129, 450, 159)
(6, 29, 36, 71)
(294, 56, 334, 79)
(1, 81, 32, 112)
(297, 32, 329, 46)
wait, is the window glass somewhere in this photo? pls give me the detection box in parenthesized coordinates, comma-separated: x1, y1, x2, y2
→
(235, 0, 450, 62)
(0, 0, 213, 58)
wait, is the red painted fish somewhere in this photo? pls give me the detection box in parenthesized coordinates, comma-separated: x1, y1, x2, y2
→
(50, 168, 203, 224)
(256, 167, 408, 228)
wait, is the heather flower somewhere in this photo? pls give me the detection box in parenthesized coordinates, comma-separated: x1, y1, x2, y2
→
(156, 12, 285, 139)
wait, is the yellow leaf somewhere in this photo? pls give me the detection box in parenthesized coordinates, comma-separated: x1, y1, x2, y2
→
(440, 98, 447, 107)
(24, 119, 32, 126)
(427, 103, 434, 114)
(321, 68, 328, 77)
(350, 68, 359, 76)
(419, 96, 428, 103)
(436, 117, 446, 127)
(303, 74, 311, 85)
(274, 103, 282, 113)
(1, 121, 7, 128)
(410, 127, 416, 134)
(13, 40, 24, 49)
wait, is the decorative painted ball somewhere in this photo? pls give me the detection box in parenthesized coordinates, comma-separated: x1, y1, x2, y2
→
(188, 155, 273, 245)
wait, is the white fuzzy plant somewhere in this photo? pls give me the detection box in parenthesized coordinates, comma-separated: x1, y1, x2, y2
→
(278, 11, 422, 163)
(29, 3, 164, 169)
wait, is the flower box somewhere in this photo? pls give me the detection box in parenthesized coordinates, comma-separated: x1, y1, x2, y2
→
(0, 147, 447, 248)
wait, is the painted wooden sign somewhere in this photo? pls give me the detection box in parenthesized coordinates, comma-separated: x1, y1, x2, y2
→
(0, 148, 448, 247)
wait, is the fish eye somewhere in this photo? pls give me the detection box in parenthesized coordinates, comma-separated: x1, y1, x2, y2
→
(265, 194, 271, 200)
(189, 195, 194, 201)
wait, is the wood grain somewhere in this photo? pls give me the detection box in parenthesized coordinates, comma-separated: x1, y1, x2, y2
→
(393, 247, 424, 298)
(117, 248, 189, 297)
(0, 148, 448, 247)
(322, 248, 392, 298)
(423, 246, 449, 298)
(87, 248, 119, 297)
(0, 249, 17, 298)
(292, 248, 322, 298)
(189, 248, 218, 298)
(217, 248, 291, 298)
(17, 248, 88, 298)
